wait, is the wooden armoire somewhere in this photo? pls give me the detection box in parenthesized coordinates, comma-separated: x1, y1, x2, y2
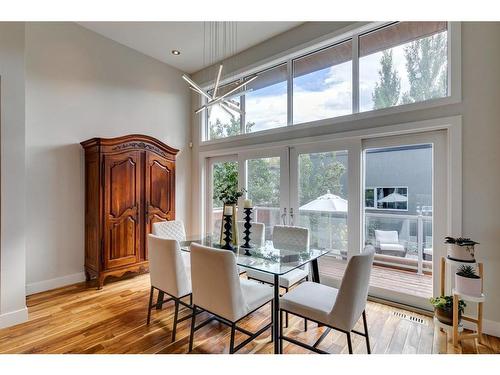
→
(81, 135, 178, 289)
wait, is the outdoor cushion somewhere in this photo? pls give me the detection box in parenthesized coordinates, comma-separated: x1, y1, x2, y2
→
(375, 230, 399, 244)
(379, 243, 405, 252)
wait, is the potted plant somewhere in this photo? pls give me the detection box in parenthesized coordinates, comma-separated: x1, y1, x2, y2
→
(455, 265, 482, 297)
(445, 236, 479, 262)
(430, 295, 466, 325)
(214, 185, 246, 246)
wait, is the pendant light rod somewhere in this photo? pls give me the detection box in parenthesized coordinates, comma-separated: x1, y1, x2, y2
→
(195, 74, 258, 114)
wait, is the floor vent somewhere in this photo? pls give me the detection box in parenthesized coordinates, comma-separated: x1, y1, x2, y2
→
(392, 311, 427, 325)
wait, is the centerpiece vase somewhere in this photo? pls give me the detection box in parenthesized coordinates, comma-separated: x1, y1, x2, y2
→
(219, 203, 238, 247)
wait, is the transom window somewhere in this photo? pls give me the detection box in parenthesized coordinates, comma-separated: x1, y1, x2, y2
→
(205, 21, 451, 141)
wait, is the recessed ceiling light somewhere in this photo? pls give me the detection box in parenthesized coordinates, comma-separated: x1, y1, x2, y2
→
(171, 50, 181, 56)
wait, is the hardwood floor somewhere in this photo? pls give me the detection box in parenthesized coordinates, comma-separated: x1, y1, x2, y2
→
(0, 274, 498, 354)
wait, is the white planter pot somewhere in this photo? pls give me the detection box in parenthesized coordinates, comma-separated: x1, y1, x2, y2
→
(455, 274, 482, 297)
(447, 243, 475, 262)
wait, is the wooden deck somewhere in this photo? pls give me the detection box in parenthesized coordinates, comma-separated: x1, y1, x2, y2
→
(319, 256, 433, 299)
(0, 274, 498, 354)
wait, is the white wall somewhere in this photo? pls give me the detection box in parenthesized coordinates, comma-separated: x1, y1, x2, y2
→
(191, 22, 500, 334)
(24, 22, 192, 294)
(0, 23, 28, 328)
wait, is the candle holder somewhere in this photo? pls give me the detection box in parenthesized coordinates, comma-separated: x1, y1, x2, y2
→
(241, 207, 253, 255)
(221, 214, 234, 251)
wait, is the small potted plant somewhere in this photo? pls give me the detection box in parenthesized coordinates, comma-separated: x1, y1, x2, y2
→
(445, 236, 479, 262)
(430, 295, 466, 326)
(455, 265, 482, 297)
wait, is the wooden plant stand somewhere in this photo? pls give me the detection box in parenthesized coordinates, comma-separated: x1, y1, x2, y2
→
(439, 256, 485, 347)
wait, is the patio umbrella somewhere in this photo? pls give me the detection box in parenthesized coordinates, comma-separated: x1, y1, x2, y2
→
(377, 192, 408, 203)
(299, 190, 348, 213)
(299, 190, 347, 250)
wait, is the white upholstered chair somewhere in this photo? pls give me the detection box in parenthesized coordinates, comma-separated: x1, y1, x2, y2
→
(147, 234, 194, 342)
(188, 243, 273, 354)
(374, 230, 406, 257)
(152, 220, 190, 266)
(279, 246, 375, 354)
(237, 221, 265, 247)
(245, 225, 310, 328)
(152, 220, 186, 241)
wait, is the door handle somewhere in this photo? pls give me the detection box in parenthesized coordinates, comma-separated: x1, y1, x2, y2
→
(289, 208, 294, 226)
(281, 208, 287, 226)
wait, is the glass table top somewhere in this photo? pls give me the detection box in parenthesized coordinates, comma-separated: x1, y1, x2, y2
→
(180, 236, 330, 276)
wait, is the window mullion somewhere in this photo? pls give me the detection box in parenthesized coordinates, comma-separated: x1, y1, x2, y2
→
(287, 59, 293, 126)
(352, 35, 360, 114)
(240, 87, 246, 134)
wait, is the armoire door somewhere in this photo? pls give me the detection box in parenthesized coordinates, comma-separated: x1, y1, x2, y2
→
(145, 152, 175, 257)
(103, 151, 142, 269)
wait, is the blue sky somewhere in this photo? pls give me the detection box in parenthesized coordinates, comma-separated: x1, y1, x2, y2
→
(209, 33, 446, 135)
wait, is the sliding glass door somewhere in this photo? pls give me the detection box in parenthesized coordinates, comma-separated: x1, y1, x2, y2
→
(362, 131, 447, 308)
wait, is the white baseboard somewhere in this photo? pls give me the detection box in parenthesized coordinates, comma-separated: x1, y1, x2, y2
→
(0, 307, 28, 329)
(26, 272, 86, 295)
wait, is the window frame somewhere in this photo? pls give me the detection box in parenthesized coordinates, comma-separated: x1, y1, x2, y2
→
(202, 21, 460, 144)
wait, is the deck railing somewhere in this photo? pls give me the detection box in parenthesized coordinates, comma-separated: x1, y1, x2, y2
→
(211, 207, 432, 274)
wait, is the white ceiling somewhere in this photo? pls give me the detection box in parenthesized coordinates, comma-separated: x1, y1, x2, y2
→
(78, 22, 302, 73)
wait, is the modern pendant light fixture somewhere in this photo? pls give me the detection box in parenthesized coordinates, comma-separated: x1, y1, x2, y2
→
(182, 22, 257, 117)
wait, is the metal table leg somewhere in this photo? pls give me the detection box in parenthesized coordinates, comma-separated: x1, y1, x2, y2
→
(311, 259, 323, 327)
(311, 259, 320, 283)
(273, 274, 280, 354)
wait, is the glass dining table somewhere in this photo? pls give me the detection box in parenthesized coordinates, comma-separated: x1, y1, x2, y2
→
(175, 236, 331, 354)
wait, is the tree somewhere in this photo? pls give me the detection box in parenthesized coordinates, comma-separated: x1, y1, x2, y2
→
(247, 158, 280, 207)
(299, 153, 346, 205)
(209, 113, 254, 140)
(372, 50, 401, 110)
(401, 33, 447, 104)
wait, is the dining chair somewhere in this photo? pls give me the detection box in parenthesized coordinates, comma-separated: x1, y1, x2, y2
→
(188, 243, 273, 354)
(236, 221, 265, 275)
(279, 246, 375, 354)
(152, 220, 187, 241)
(237, 221, 265, 247)
(152, 219, 190, 267)
(245, 225, 310, 328)
(147, 234, 195, 342)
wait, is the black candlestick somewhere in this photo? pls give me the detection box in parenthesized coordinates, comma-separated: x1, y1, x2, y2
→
(241, 207, 253, 255)
(221, 214, 234, 251)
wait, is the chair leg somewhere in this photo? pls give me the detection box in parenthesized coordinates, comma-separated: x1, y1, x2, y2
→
(146, 286, 154, 325)
(270, 300, 274, 343)
(362, 310, 371, 354)
(346, 332, 353, 354)
(280, 309, 284, 354)
(188, 305, 197, 352)
(172, 299, 179, 342)
(229, 324, 236, 354)
(285, 287, 289, 328)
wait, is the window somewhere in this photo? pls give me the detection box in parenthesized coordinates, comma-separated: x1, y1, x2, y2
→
(366, 187, 409, 211)
(293, 40, 352, 124)
(245, 64, 288, 133)
(210, 160, 239, 236)
(207, 81, 243, 140)
(359, 22, 448, 112)
(204, 22, 453, 142)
